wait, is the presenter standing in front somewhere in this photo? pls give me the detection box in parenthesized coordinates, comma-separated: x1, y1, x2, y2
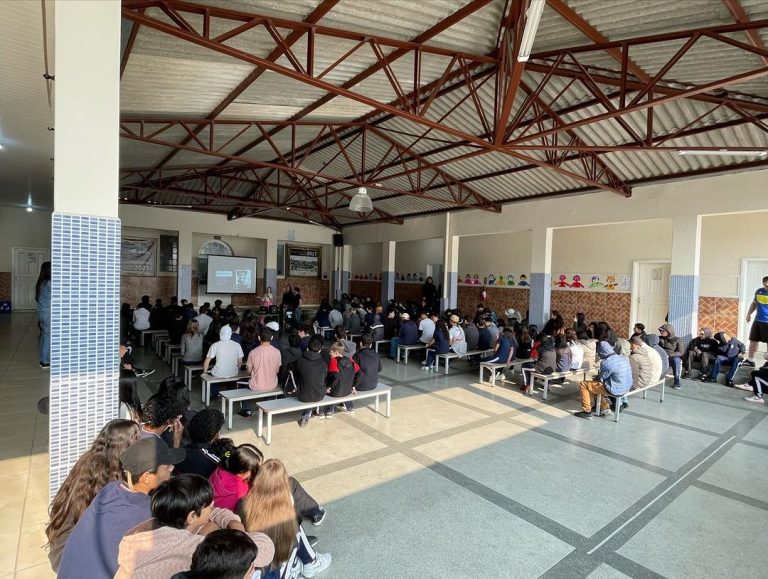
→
(36, 261, 52, 369)
(745, 275, 768, 367)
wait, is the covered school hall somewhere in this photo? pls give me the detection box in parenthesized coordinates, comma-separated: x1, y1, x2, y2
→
(2, 0, 768, 577)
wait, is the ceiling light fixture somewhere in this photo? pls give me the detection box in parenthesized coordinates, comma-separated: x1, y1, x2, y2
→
(677, 149, 768, 157)
(517, 0, 546, 62)
(348, 187, 373, 213)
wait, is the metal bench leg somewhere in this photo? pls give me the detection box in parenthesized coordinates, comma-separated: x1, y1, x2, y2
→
(405, 350, 409, 365)
(266, 414, 273, 445)
(479, 365, 484, 384)
(660, 381, 665, 403)
(205, 382, 210, 407)
(397, 348, 401, 363)
(386, 391, 391, 417)
(375, 394, 379, 414)
(444, 357, 449, 374)
(542, 379, 549, 400)
(614, 398, 620, 422)
(491, 367, 496, 387)
(257, 408, 263, 437)
(595, 395, 602, 416)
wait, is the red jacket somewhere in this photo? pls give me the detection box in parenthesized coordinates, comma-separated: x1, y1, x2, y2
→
(327, 356, 361, 397)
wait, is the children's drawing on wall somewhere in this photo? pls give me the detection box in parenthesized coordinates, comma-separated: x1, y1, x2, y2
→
(474, 274, 480, 285)
(507, 275, 515, 286)
(553, 274, 570, 288)
(395, 273, 400, 281)
(589, 275, 603, 289)
(497, 274, 505, 286)
(570, 275, 584, 288)
(604, 275, 618, 290)
(517, 274, 529, 287)
(488, 274, 496, 285)
(620, 275, 630, 291)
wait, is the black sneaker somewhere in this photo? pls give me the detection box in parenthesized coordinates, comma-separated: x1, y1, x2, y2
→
(238, 409, 252, 418)
(726, 380, 735, 388)
(298, 417, 309, 428)
(621, 402, 629, 411)
(741, 359, 755, 368)
(39, 362, 50, 369)
(699, 375, 711, 383)
(135, 368, 155, 378)
(312, 508, 326, 526)
(574, 411, 593, 419)
(672, 382, 681, 390)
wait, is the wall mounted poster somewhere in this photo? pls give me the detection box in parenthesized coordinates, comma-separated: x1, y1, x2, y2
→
(121, 238, 157, 277)
(287, 246, 320, 277)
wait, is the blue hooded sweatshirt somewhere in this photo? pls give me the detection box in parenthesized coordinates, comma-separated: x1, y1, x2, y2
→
(57, 481, 152, 579)
(596, 341, 632, 396)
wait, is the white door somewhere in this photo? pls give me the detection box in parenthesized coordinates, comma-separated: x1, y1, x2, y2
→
(633, 262, 671, 334)
(12, 247, 50, 311)
(739, 259, 768, 352)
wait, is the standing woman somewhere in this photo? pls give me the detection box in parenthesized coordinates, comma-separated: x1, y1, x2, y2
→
(36, 261, 52, 369)
(422, 276, 438, 312)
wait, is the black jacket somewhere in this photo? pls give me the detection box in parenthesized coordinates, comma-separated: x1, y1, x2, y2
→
(327, 355, 361, 397)
(354, 348, 382, 391)
(175, 442, 219, 479)
(296, 350, 328, 403)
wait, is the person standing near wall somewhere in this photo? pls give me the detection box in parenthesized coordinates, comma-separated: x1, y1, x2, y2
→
(422, 276, 438, 312)
(36, 261, 52, 369)
(744, 275, 768, 367)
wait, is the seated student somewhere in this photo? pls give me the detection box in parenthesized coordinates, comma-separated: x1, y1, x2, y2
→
(119, 373, 143, 422)
(484, 316, 500, 349)
(175, 409, 226, 478)
(239, 460, 331, 579)
(484, 327, 517, 381)
(630, 323, 647, 343)
(736, 352, 768, 403)
(328, 304, 344, 329)
(346, 305, 363, 334)
(114, 474, 273, 579)
(195, 305, 214, 336)
(296, 336, 329, 428)
(575, 341, 632, 420)
(229, 321, 243, 347)
(702, 331, 746, 387)
(212, 299, 225, 318)
(644, 334, 669, 380)
(170, 528, 265, 579)
(523, 335, 555, 394)
(577, 330, 598, 370)
(334, 325, 356, 358)
(555, 335, 571, 373)
(183, 302, 198, 321)
(324, 341, 361, 417)
(315, 299, 332, 329)
(417, 311, 435, 346)
(238, 328, 282, 417)
(297, 325, 312, 352)
(264, 321, 282, 354)
(168, 308, 186, 346)
(658, 323, 685, 389)
(133, 303, 151, 335)
(566, 329, 584, 370)
(382, 309, 399, 342)
(684, 327, 718, 378)
(140, 394, 185, 448)
(203, 326, 244, 389)
(240, 319, 260, 359)
(628, 336, 654, 392)
(354, 333, 382, 389)
(181, 320, 204, 365)
(280, 333, 303, 390)
(477, 318, 492, 351)
(210, 440, 326, 525)
(57, 437, 185, 579)
(389, 312, 418, 359)
(149, 299, 167, 330)
(463, 316, 479, 352)
(424, 320, 451, 371)
(363, 304, 377, 328)
(447, 315, 467, 357)
(516, 327, 534, 360)
(46, 420, 141, 572)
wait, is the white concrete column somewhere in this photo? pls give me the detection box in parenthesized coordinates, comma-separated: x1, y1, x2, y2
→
(176, 228, 192, 301)
(381, 241, 396, 305)
(50, 0, 121, 499)
(336, 244, 351, 299)
(441, 231, 459, 312)
(528, 227, 553, 328)
(669, 213, 702, 343)
(264, 237, 278, 297)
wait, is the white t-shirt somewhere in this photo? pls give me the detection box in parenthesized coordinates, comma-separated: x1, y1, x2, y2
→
(206, 339, 244, 378)
(569, 341, 584, 370)
(195, 313, 213, 335)
(418, 318, 436, 344)
(448, 325, 467, 356)
(133, 308, 150, 331)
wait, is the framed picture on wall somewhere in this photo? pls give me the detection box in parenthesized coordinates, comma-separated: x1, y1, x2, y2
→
(287, 246, 320, 277)
(121, 238, 157, 277)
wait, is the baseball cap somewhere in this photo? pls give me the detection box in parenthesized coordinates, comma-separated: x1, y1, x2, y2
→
(505, 308, 517, 317)
(120, 437, 185, 476)
(266, 321, 279, 332)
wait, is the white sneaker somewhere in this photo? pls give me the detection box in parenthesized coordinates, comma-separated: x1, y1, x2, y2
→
(734, 383, 753, 391)
(744, 395, 765, 404)
(494, 371, 505, 381)
(302, 552, 331, 577)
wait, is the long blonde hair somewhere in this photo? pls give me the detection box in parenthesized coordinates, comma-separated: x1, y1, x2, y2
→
(240, 459, 297, 568)
(185, 319, 200, 336)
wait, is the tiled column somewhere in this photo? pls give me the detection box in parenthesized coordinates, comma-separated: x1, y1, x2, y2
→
(340, 244, 351, 297)
(381, 241, 396, 305)
(176, 228, 192, 301)
(50, 0, 121, 499)
(669, 214, 702, 344)
(264, 237, 278, 296)
(441, 231, 459, 312)
(529, 227, 553, 328)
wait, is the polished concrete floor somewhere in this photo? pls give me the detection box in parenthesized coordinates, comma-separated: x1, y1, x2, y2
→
(1, 312, 768, 577)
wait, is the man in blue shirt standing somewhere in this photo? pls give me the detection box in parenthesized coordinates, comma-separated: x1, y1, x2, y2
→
(745, 275, 768, 367)
(575, 341, 632, 419)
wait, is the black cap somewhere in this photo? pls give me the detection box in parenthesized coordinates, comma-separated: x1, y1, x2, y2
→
(120, 437, 186, 475)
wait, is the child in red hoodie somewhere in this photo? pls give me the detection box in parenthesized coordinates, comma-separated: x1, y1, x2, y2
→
(324, 341, 362, 418)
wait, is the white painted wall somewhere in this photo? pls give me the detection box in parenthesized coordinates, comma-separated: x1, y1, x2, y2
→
(458, 231, 532, 275)
(0, 208, 52, 271)
(351, 242, 382, 274)
(395, 238, 443, 276)
(700, 211, 768, 297)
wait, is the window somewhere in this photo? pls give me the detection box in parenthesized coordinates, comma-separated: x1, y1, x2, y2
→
(277, 243, 285, 276)
(198, 239, 233, 284)
(159, 235, 178, 272)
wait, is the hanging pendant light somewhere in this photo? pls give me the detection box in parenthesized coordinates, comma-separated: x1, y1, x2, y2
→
(348, 187, 373, 212)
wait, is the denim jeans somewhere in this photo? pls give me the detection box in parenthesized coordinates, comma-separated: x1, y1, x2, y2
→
(389, 337, 401, 359)
(712, 355, 739, 381)
(39, 315, 51, 364)
(669, 356, 682, 382)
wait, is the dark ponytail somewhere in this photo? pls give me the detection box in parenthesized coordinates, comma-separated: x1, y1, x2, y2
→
(211, 439, 263, 482)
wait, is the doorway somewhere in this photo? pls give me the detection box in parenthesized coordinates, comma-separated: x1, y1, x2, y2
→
(738, 259, 768, 353)
(631, 261, 671, 336)
(11, 247, 51, 311)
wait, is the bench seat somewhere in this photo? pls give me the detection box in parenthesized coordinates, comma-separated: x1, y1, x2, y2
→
(201, 370, 251, 406)
(221, 387, 284, 429)
(140, 329, 167, 348)
(479, 357, 535, 386)
(256, 384, 392, 444)
(595, 378, 665, 422)
(396, 343, 426, 364)
(434, 348, 495, 374)
(528, 367, 590, 400)
(374, 339, 390, 354)
(183, 364, 205, 390)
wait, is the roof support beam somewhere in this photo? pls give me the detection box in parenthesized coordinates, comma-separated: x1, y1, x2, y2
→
(722, 0, 768, 66)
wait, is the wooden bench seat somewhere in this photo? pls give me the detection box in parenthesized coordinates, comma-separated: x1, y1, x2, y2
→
(201, 370, 251, 406)
(256, 384, 392, 444)
(595, 378, 665, 422)
(479, 357, 535, 386)
(396, 343, 426, 364)
(434, 348, 495, 374)
(221, 387, 284, 430)
(528, 367, 590, 400)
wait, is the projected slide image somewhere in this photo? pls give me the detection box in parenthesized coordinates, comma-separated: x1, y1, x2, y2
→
(235, 270, 252, 289)
(207, 255, 258, 294)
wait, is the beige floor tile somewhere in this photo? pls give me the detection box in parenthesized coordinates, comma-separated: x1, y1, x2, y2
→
(21, 494, 48, 529)
(0, 530, 19, 575)
(15, 525, 48, 571)
(415, 420, 532, 462)
(0, 457, 31, 477)
(0, 504, 24, 535)
(14, 563, 55, 579)
(0, 474, 29, 502)
(24, 472, 47, 499)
